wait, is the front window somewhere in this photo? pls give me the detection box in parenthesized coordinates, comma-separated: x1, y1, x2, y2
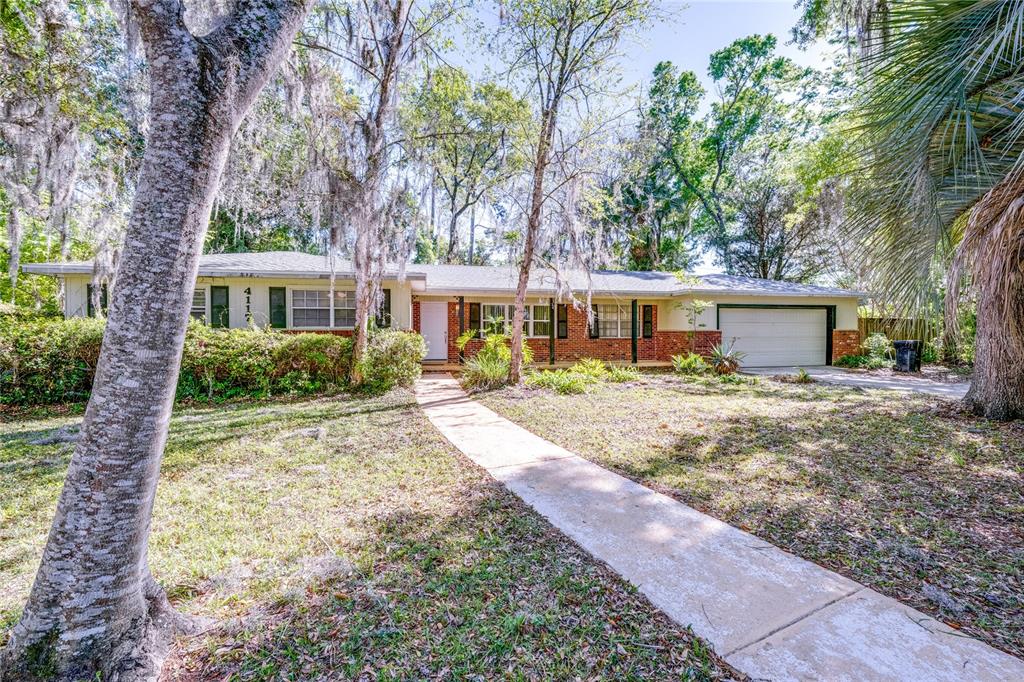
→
(532, 305, 550, 337)
(482, 304, 508, 335)
(479, 303, 551, 337)
(292, 290, 331, 328)
(597, 304, 630, 338)
(191, 288, 207, 321)
(334, 290, 356, 328)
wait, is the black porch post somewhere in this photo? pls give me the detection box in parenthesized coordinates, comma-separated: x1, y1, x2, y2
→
(458, 296, 465, 363)
(549, 297, 555, 365)
(631, 299, 638, 365)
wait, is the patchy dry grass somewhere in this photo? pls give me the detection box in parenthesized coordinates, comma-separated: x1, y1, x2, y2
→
(1, 390, 737, 680)
(480, 375, 1024, 657)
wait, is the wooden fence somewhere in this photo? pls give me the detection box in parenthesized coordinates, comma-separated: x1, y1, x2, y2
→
(858, 317, 939, 343)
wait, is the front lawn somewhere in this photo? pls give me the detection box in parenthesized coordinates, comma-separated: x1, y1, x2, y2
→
(1, 390, 735, 680)
(479, 375, 1024, 657)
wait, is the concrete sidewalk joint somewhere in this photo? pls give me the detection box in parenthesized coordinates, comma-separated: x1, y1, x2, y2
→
(414, 374, 1024, 681)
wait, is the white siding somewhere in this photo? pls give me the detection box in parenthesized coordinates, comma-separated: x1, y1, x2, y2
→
(660, 294, 859, 332)
(60, 275, 414, 330)
(64, 276, 90, 318)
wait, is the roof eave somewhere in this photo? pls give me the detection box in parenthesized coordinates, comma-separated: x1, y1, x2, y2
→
(673, 288, 865, 298)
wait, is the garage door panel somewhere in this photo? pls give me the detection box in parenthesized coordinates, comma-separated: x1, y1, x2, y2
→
(719, 308, 827, 367)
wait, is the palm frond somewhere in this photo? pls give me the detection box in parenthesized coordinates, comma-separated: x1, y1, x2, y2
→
(848, 0, 1024, 309)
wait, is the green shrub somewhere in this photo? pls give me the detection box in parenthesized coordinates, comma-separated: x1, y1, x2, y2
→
(2, 314, 425, 406)
(862, 332, 893, 360)
(458, 331, 533, 390)
(834, 354, 866, 368)
(606, 365, 641, 382)
(359, 329, 426, 392)
(921, 341, 939, 364)
(178, 322, 279, 401)
(571, 357, 609, 379)
(271, 332, 352, 388)
(794, 368, 814, 384)
(525, 360, 641, 394)
(462, 354, 512, 391)
(671, 352, 710, 375)
(709, 342, 745, 375)
(1, 316, 105, 405)
(834, 353, 890, 370)
(525, 368, 591, 394)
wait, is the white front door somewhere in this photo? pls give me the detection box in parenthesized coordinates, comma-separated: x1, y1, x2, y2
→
(420, 301, 448, 360)
(719, 307, 827, 367)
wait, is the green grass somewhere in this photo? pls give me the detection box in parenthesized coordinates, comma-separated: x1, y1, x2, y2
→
(480, 374, 1024, 657)
(1, 390, 736, 680)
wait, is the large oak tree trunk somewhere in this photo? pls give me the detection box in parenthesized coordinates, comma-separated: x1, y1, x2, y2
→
(0, 2, 309, 679)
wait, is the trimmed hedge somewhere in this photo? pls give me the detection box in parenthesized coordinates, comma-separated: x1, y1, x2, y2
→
(1, 315, 424, 406)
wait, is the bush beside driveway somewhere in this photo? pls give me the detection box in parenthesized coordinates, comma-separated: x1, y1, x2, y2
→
(479, 375, 1024, 657)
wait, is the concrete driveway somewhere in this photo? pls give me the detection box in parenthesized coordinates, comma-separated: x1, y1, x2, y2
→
(743, 366, 970, 398)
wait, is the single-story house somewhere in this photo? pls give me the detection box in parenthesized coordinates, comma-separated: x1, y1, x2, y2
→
(22, 251, 865, 367)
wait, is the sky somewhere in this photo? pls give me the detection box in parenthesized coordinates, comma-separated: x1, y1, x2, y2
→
(454, 1, 839, 273)
(626, 1, 838, 273)
(621, 1, 834, 97)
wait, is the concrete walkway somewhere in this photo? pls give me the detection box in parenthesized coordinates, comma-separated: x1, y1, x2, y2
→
(743, 366, 970, 399)
(415, 374, 1023, 681)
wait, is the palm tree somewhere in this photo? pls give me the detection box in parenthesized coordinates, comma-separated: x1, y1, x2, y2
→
(849, 0, 1024, 420)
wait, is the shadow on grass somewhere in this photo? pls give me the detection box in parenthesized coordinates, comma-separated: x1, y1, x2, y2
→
(625, 400, 1023, 657)
(164, 479, 733, 682)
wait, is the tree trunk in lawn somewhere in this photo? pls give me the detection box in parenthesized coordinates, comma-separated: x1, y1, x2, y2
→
(509, 108, 556, 384)
(964, 226, 1024, 420)
(468, 204, 475, 265)
(6, 204, 20, 303)
(349, 0, 410, 387)
(0, 2, 309, 679)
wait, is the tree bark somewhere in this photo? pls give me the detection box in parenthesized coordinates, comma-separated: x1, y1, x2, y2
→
(6, 204, 20, 304)
(509, 108, 555, 384)
(964, 230, 1024, 420)
(349, 0, 411, 386)
(468, 204, 476, 265)
(0, 1, 309, 679)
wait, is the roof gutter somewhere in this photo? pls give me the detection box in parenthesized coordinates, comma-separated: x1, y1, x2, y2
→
(20, 263, 427, 281)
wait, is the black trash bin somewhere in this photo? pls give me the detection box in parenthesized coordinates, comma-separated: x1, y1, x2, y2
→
(893, 340, 922, 373)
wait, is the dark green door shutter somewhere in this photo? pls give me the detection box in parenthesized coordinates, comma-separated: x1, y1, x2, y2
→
(642, 305, 654, 338)
(557, 304, 569, 339)
(589, 304, 600, 339)
(210, 286, 229, 328)
(468, 302, 481, 338)
(269, 287, 286, 328)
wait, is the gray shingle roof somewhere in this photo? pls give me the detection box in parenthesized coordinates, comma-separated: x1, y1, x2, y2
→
(21, 250, 863, 298)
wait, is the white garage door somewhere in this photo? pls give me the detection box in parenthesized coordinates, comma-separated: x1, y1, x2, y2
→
(719, 308, 827, 367)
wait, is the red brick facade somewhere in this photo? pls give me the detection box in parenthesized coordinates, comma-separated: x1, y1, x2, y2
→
(411, 300, 421, 333)
(832, 329, 861, 362)
(656, 330, 722, 359)
(442, 300, 722, 364)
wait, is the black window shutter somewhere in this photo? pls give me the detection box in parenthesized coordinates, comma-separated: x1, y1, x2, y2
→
(210, 286, 230, 328)
(589, 304, 600, 339)
(376, 288, 392, 327)
(642, 305, 654, 338)
(557, 304, 568, 339)
(269, 287, 287, 328)
(469, 302, 481, 338)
